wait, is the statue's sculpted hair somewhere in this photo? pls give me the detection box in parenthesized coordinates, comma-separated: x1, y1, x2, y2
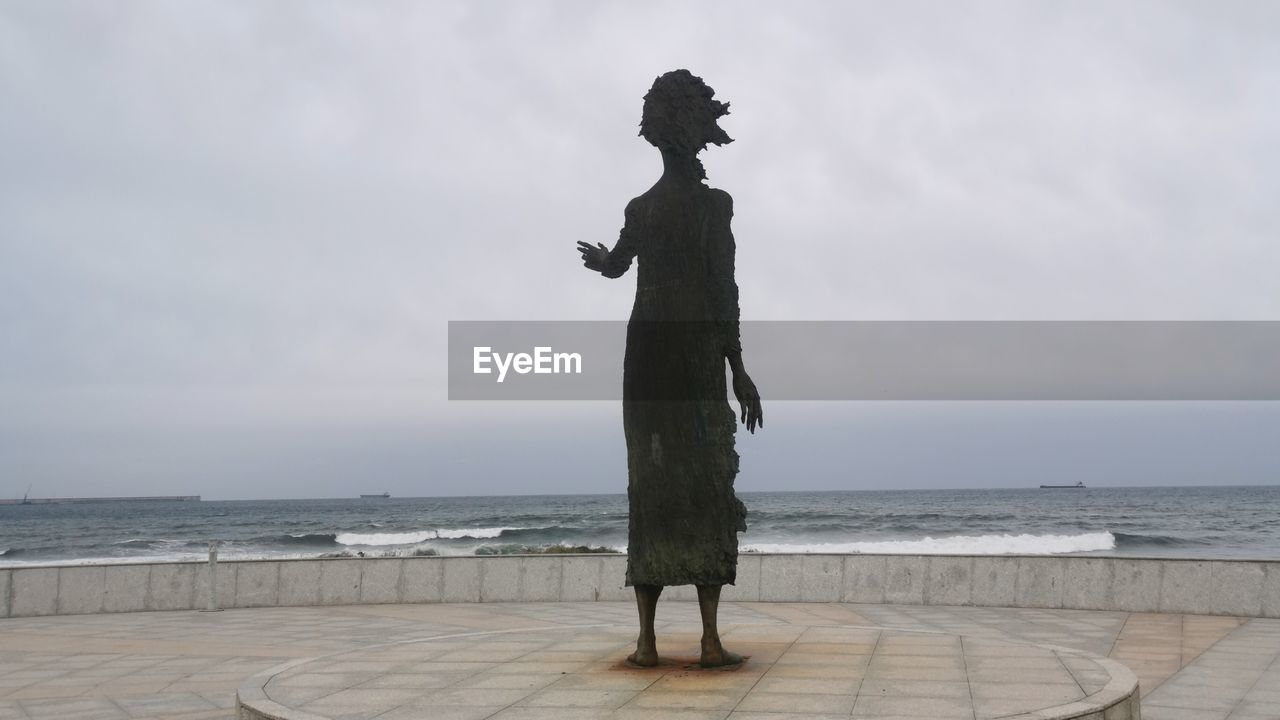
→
(640, 70, 732, 178)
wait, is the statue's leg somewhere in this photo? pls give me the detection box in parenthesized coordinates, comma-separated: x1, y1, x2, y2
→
(628, 584, 662, 667)
(696, 584, 743, 667)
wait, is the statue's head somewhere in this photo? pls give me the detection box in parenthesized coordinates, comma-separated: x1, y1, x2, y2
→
(639, 70, 732, 165)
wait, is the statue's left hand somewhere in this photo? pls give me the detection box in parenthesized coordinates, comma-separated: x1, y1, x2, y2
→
(732, 368, 763, 433)
(577, 241, 608, 273)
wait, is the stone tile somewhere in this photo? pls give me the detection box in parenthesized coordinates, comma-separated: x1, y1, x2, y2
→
(1207, 562, 1265, 617)
(1160, 561, 1217, 615)
(303, 687, 424, 709)
(970, 681, 1081, 701)
(380, 706, 507, 720)
(456, 673, 563, 691)
(737, 692, 854, 714)
(191, 559, 236, 610)
(752, 676, 860, 694)
(1016, 556, 1065, 609)
(1139, 707, 1226, 720)
(1112, 559, 1164, 613)
(547, 673, 656, 691)
(1063, 557, 1115, 610)
(360, 558, 404, 604)
(145, 562, 197, 611)
(113, 691, 219, 716)
(759, 555, 802, 602)
(234, 561, 279, 608)
(1144, 686, 1240, 712)
(729, 714, 848, 720)
(443, 558, 483, 602)
(1263, 564, 1280, 619)
(480, 557, 522, 602)
(264, 685, 335, 706)
(19, 697, 126, 719)
(1233, 701, 1280, 718)
(865, 663, 968, 682)
(925, 556, 972, 606)
(721, 553, 760, 602)
(320, 559, 362, 605)
(490, 709, 625, 720)
(278, 558, 322, 606)
(800, 555, 843, 602)
(852, 694, 974, 718)
(519, 688, 637, 708)
(842, 555, 887, 603)
(10, 567, 58, 617)
(857, 678, 971, 698)
(521, 557, 564, 602)
(56, 566, 104, 615)
(626, 690, 744, 710)
(650, 674, 758, 693)
(765, 662, 867, 679)
(275, 671, 380, 689)
(416, 687, 536, 707)
(970, 556, 1018, 607)
(561, 557, 603, 602)
(613, 710, 729, 720)
(883, 556, 927, 605)
(402, 557, 443, 603)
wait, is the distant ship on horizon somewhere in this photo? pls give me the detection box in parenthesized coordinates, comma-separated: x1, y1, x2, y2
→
(360, 492, 391, 498)
(1039, 482, 1086, 489)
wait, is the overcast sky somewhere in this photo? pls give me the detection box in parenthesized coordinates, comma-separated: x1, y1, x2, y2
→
(2, 1, 1279, 499)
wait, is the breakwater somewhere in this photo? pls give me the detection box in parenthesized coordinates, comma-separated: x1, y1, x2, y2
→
(2, 553, 1276, 619)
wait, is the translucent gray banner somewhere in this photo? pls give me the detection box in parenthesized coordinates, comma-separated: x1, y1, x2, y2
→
(448, 321, 1280, 400)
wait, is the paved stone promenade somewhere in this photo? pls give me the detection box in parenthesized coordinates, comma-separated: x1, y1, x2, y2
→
(0, 601, 1277, 719)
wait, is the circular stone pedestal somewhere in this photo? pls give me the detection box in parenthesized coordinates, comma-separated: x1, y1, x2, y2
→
(237, 623, 1140, 720)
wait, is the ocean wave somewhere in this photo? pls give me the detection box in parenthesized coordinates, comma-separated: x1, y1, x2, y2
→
(474, 543, 621, 555)
(742, 531, 1116, 555)
(279, 533, 339, 546)
(111, 538, 173, 548)
(1113, 532, 1211, 548)
(335, 527, 523, 546)
(110, 538, 207, 550)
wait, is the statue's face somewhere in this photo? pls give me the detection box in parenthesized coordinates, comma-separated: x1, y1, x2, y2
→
(639, 71, 733, 163)
(640, 97, 728, 156)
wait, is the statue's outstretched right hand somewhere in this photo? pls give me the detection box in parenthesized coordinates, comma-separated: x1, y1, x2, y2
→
(577, 241, 608, 273)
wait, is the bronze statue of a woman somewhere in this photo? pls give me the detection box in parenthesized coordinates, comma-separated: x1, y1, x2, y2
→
(578, 69, 763, 668)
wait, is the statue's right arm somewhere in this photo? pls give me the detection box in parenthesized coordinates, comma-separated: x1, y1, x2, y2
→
(588, 199, 639, 279)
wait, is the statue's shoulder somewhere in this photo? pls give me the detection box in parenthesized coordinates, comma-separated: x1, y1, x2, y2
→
(629, 188, 660, 210)
(625, 192, 653, 216)
(706, 186, 734, 214)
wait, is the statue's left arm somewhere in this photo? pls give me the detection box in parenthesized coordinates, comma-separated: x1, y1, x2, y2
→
(709, 189, 763, 433)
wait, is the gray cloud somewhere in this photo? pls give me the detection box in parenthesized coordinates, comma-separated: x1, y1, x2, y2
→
(2, 1, 1278, 497)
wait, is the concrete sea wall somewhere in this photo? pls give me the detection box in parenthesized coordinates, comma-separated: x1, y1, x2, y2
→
(2, 554, 1277, 619)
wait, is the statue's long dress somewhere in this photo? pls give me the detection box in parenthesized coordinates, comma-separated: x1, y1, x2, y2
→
(603, 184, 748, 587)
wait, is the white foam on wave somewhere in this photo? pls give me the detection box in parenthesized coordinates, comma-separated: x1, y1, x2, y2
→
(742, 531, 1116, 555)
(335, 527, 521, 546)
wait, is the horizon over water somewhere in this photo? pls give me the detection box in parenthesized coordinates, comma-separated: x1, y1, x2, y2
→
(2, 485, 1278, 567)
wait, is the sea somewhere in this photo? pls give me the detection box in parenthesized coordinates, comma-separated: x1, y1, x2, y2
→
(2, 486, 1278, 567)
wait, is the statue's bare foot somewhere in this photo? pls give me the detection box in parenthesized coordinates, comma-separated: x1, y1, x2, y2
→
(700, 640, 744, 668)
(628, 638, 659, 667)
